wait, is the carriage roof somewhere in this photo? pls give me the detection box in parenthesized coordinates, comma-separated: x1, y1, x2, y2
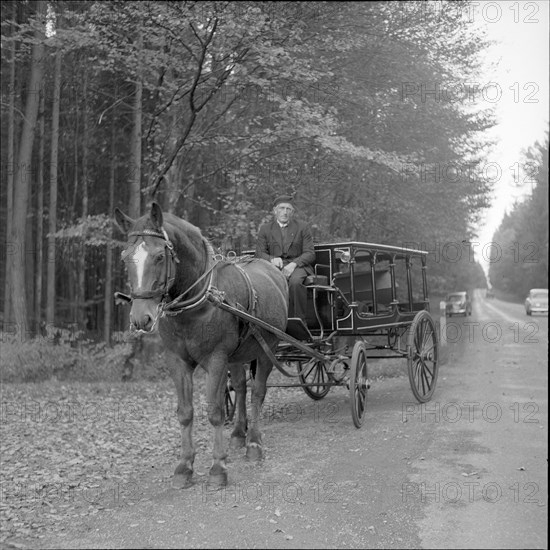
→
(314, 241, 428, 260)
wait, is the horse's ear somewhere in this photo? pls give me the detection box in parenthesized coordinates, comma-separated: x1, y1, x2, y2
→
(114, 208, 135, 234)
(150, 202, 164, 230)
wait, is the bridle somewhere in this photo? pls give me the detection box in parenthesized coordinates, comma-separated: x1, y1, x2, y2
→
(126, 228, 179, 301)
(121, 226, 218, 333)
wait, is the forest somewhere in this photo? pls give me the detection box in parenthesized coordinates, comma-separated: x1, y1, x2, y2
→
(488, 137, 549, 298)
(1, 0, 511, 360)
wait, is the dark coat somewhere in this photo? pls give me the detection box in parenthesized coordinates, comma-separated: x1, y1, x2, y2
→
(255, 219, 316, 271)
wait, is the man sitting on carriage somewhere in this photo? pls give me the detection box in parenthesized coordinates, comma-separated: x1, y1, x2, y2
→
(255, 195, 316, 321)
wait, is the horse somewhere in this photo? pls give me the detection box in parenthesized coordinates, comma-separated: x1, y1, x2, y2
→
(114, 202, 288, 488)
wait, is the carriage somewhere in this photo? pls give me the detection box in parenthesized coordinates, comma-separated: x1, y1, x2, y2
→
(115, 203, 439, 486)
(222, 241, 439, 428)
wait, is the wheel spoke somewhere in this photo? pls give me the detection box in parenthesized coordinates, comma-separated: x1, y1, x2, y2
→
(408, 311, 439, 403)
(299, 360, 331, 400)
(349, 343, 368, 428)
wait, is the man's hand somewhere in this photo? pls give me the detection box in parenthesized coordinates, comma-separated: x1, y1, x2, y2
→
(271, 257, 284, 269)
(282, 262, 297, 279)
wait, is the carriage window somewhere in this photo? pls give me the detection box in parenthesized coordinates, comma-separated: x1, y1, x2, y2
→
(393, 256, 409, 307)
(408, 256, 425, 304)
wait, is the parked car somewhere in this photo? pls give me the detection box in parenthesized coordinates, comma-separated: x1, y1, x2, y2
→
(525, 288, 548, 316)
(445, 291, 472, 317)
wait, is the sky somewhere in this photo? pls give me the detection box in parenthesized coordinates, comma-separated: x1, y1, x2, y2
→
(472, 0, 549, 272)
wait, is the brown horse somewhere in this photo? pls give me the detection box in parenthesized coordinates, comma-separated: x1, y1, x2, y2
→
(114, 202, 288, 487)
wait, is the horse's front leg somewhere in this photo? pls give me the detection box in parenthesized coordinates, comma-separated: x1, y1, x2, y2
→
(247, 354, 273, 460)
(228, 362, 248, 449)
(172, 360, 196, 488)
(205, 352, 230, 487)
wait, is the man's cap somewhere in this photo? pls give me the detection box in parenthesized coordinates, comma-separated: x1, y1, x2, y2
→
(273, 195, 295, 208)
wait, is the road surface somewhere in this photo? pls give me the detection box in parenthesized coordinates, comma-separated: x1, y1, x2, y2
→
(4, 290, 548, 549)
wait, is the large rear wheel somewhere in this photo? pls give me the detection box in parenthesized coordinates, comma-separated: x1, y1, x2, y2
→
(298, 359, 331, 400)
(349, 341, 368, 428)
(407, 310, 439, 402)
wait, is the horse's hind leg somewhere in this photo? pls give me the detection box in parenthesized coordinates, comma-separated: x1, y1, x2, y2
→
(172, 361, 196, 488)
(246, 353, 273, 460)
(228, 363, 247, 449)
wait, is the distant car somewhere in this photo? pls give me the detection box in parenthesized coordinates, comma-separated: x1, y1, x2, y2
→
(445, 291, 472, 317)
(525, 288, 548, 316)
(486, 289, 495, 299)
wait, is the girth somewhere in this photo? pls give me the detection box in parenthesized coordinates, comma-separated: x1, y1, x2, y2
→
(223, 261, 258, 358)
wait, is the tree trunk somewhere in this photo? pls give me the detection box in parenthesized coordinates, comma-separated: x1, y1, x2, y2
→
(78, 69, 89, 331)
(71, 77, 79, 324)
(130, 77, 143, 218)
(104, 105, 117, 344)
(25, 196, 35, 331)
(35, 86, 45, 329)
(4, 3, 17, 323)
(46, 49, 62, 326)
(7, 2, 45, 340)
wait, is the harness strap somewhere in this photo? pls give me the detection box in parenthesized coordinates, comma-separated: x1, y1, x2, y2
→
(226, 262, 259, 355)
(161, 259, 217, 315)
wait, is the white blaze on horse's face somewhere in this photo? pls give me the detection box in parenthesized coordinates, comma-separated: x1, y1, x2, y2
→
(133, 241, 149, 290)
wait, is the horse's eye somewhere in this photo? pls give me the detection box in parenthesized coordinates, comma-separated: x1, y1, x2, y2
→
(155, 253, 165, 264)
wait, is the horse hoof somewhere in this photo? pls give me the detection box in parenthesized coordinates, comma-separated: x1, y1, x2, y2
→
(246, 443, 263, 461)
(173, 464, 194, 489)
(172, 473, 193, 489)
(230, 435, 246, 449)
(208, 470, 228, 488)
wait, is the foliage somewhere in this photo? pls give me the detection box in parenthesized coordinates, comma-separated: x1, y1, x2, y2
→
(0, 331, 132, 383)
(1, 0, 498, 341)
(53, 214, 124, 247)
(489, 137, 549, 298)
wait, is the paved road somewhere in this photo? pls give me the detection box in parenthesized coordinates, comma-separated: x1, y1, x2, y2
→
(24, 291, 548, 549)
(409, 289, 547, 548)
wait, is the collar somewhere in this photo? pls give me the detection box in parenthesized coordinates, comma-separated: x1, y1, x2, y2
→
(277, 221, 289, 228)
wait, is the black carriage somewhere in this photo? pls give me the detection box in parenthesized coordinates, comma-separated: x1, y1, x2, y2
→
(222, 241, 439, 428)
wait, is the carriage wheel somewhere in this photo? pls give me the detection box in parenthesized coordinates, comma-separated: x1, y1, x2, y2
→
(298, 359, 331, 400)
(407, 310, 439, 403)
(224, 379, 236, 423)
(349, 341, 368, 428)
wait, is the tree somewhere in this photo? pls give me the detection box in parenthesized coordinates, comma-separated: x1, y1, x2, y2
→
(46, 48, 61, 326)
(7, 1, 45, 340)
(0, 1, 498, 344)
(489, 137, 549, 297)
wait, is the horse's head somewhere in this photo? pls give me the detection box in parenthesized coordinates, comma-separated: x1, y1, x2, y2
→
(115, 202, 178, 333)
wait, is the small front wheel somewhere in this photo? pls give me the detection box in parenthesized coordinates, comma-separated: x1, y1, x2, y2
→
(349, 341, 368, 428)
(299, 359, 331, 400)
